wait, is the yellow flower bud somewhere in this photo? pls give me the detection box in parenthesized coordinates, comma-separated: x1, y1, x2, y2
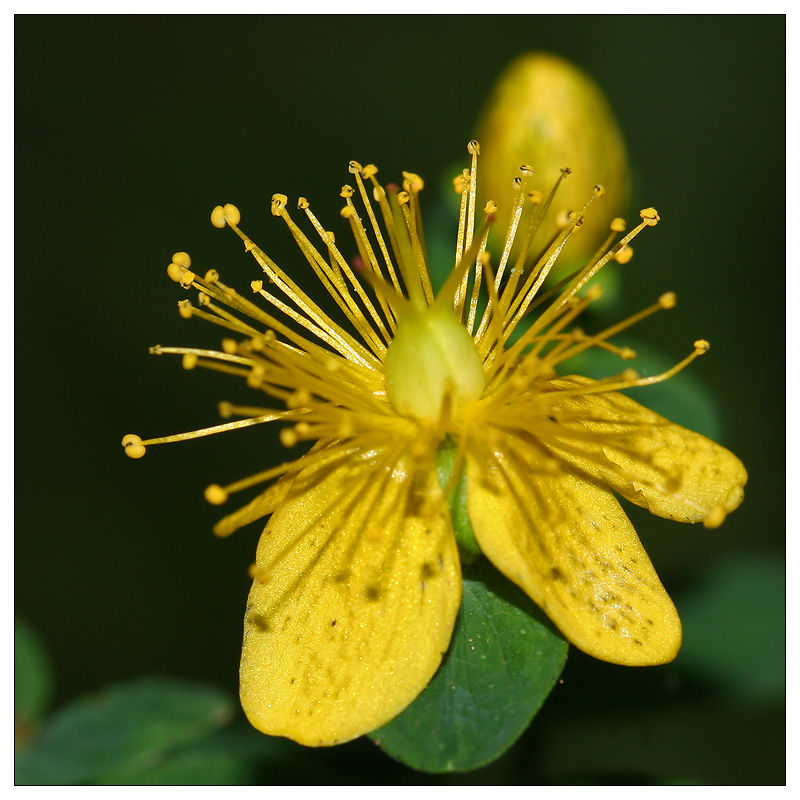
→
(477, 53, 630, 267)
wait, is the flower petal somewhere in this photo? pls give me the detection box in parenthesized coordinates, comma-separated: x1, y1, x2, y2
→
(240, 441, 462, 746)
(553, 377, 747, 524)
(465, 431, 681, 665)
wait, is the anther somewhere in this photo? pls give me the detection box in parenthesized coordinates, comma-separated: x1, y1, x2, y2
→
(615, 245, 634, 264)
(348, 161, 363, 174)
(251, 280, 263, 293)
(270, 194, 288, 215)
(167, 262, 185, 282)
(403, 172, 424, 192)
(247, 365, 265, 389)
(520, 164, 535, 177)
(222, 339, 238, 355)
(205, 484, 228, 505)
(561, 167, 572, 177)
(593, 184, 606, 198)
(179, 271, 196, 289)
(204, 269, 219, 283)
(340, 205, 355, 219)
(528, 190, 543, 204)
(467, 139, 480, 155)
(297, 197, 309, 209)
(178, 300, 193, 319)
(361, 164, 378, 179)
(694, 339, 710, 354)
(340, 185, 354, 199)
(122, 434, 146, 459)
(218, 401, 233, 418)
(585, 285, 603, 301)
(703, 504, 727, 529)
(658, 292, 677, 309)
(640, 207, 660, 226)
(280, 428, 298, 448)
(286, 389, 311, 408)
(337, 419, 354, 438)
(249, 564, 270, 584)
(484, 200, 498, 215)
(210, 204, 241, 228)
(182, 353, 198, 370)
(167, 252, 192, 283)
(611, 217, 627, 232)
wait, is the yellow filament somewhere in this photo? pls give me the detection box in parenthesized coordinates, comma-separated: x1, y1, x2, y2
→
(122, 412, 289, 458)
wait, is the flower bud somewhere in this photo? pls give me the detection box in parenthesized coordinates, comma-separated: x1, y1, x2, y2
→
(477, 53, 630, 267)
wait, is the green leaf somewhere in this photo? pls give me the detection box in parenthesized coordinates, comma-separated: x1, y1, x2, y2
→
(371, 558, 568, 772)
(15, 618, 54, 743)
(14, 677, 234, 785)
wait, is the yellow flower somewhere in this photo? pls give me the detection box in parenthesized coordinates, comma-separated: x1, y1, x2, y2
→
(123, 142, 747, 747)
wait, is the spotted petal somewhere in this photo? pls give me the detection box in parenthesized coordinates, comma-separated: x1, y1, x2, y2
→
(240, 441, 462, 746)
(551, 377, 747, 524)
(465, 430, 681, 665)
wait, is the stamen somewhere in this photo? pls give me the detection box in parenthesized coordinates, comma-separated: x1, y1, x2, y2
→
(215, 202, 382, 369)
(350, 163, 403, 295)
(547, 340, 710, 399)
(121, 412, 289, 458)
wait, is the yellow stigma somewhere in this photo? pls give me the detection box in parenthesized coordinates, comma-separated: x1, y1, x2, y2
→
(385, 301, 485, 422)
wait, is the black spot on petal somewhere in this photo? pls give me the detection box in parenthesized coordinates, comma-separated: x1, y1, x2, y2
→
(247, 613, 269, 633)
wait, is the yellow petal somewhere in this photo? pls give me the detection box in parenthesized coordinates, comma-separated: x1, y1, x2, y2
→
(465, 431, 681, 666)
(240, 442, 462, 746)
(553, 377, 748, 524)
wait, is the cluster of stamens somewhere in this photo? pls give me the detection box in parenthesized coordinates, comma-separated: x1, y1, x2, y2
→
(124, 140, 721, 531)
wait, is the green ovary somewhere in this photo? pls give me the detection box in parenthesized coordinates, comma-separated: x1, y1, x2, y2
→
(385, 303, 485, 422)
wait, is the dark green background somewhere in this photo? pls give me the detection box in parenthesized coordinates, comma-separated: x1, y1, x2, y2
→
(16, 14, 784, 784)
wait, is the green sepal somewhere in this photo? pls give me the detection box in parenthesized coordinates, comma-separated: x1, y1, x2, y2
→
(436, 437, 481, 563)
